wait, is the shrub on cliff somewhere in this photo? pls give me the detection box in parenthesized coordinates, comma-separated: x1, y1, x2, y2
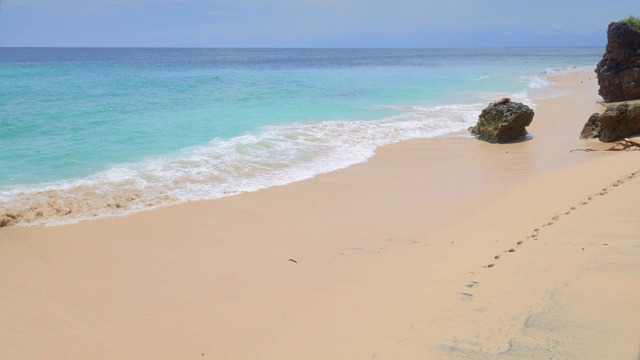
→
(621, 15, 640, 31)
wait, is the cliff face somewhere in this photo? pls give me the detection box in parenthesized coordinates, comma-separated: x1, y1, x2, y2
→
(595, 22, 640, 102)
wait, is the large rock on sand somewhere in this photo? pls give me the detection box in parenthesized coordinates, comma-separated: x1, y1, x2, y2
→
(596, 22, 640, 102)
(580, 102, 640, 142)
(469, 98, 534, 143)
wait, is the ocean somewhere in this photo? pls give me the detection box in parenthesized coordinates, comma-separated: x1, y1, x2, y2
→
(0, 48, 602, 226)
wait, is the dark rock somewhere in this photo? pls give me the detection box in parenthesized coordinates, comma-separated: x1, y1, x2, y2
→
(595, 22, 640, 102)
(469, 98, 534, 143)
(579, 102, 640, 142)
(580, 113, 601, 139)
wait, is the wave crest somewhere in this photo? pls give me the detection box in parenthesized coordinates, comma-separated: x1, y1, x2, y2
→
(0, 102, 494, 227)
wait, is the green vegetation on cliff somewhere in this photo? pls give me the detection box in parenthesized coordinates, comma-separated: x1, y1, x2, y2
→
(620, 15, 640, 31)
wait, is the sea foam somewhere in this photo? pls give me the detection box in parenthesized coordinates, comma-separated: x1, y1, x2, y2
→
(0, 49, 602, 227)
(0, 102, 485, 226)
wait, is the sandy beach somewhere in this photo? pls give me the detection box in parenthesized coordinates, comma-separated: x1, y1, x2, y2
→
(1, 70, 639, 359)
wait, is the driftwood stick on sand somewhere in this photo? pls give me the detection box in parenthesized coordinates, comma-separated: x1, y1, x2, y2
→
(607, 138, 640, 151)
(571, 138, 640, 153)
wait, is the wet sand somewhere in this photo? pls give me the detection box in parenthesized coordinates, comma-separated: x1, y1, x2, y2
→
(1, 70, 639, 359)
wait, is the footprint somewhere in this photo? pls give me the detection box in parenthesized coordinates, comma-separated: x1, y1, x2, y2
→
(460, 293, 474, 301)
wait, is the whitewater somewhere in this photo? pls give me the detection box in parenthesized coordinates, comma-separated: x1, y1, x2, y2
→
(0, 48, 602, 226)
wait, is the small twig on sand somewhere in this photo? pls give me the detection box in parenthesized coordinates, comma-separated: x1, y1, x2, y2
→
(570, 148, 598, 152)
(596, 100, 609, 108)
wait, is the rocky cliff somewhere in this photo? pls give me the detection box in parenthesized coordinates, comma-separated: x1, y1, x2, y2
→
(595, 22, 640, 102)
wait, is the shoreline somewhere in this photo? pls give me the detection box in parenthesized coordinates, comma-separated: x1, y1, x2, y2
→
(1, 69, 640, 359)
(0, 65, 596, 229)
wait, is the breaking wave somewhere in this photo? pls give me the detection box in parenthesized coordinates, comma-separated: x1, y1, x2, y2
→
(0, 102, 487, 226)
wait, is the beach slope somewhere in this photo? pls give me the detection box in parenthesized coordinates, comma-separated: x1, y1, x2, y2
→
(0, 70, 639, 359)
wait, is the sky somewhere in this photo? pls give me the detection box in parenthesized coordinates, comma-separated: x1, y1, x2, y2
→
(0, 0, 637, 47)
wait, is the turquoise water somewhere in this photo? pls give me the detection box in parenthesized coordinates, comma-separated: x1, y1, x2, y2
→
(0, 48, 602, 225)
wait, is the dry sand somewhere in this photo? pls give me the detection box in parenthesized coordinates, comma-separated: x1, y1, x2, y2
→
(1, 70, 639, 359)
